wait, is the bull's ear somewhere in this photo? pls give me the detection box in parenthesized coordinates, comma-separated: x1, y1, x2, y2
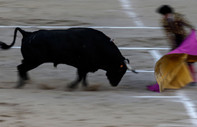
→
(124, 59, 138, 73)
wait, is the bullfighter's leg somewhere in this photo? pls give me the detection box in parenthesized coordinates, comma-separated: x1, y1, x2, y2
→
(67, 70, 88, 89)
(16, 61, 41, 88)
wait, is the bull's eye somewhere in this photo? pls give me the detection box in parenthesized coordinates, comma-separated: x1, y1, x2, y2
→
(120, 64, 124, 68)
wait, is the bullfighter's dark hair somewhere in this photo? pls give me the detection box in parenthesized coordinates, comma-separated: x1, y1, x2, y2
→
(156, 5, 174, 15)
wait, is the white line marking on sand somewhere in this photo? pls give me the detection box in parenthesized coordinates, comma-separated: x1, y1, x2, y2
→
(177, 92, 197, 126)
(130, 95, 197, 126)
(127, 70, 154, 73)
(11, 47, 166, 73)
(131, 96, 180, 99)
(0, 25, 161, 29)
(119, 0, 144, 27)
(12, 46, 169, 50)
(149, 50, 162, 63)
(119, 47, 169, 50)
(12, 46, 20, 49)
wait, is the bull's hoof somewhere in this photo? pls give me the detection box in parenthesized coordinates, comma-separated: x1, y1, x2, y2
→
(15, 78, 26, 89)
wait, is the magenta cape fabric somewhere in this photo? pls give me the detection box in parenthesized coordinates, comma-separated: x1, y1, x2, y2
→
(147, 30, 197, 92)
(168, 30, 197, 55)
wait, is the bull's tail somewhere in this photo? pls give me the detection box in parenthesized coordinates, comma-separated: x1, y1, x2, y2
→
(0, 27, 27, 49)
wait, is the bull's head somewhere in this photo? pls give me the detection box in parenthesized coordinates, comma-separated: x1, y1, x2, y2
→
(106, 59, 137, 86)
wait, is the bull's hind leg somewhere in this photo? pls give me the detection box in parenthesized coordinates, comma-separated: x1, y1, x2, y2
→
(16, 61, 41, 88)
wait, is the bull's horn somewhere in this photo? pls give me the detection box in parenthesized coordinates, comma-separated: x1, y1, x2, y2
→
(124, 59, 138, 73)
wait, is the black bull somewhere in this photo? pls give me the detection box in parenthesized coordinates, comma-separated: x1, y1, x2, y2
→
(0, 27, 136, 89)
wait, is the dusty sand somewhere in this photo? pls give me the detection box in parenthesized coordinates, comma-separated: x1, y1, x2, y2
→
(0, 0, 197, 127)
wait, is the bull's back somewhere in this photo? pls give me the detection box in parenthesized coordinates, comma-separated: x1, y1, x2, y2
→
(29, 28, 110, 49)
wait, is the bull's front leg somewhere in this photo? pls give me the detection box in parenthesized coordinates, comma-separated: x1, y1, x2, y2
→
(82, 74, 88, 88)
(67, 76, 82, 89)
(67, 70, 88, 90)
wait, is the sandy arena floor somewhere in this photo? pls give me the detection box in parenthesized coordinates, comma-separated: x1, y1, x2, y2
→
(0, 0, 197, 127)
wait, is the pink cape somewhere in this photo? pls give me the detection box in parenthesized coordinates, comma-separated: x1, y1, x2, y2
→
(147, 30, 197, 92)
(168, 30, 197, 56)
